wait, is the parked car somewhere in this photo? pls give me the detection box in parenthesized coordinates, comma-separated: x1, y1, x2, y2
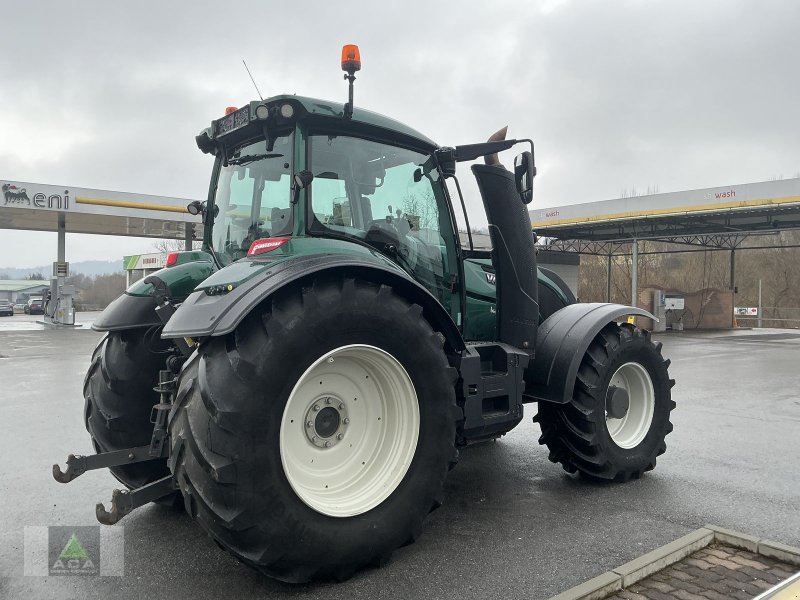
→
(0, 300, 13, 317)
(13, 303, 26, 313)
(24, 298, 44, 315)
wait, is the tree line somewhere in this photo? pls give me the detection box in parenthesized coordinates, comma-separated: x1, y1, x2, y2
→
(68, 272, 127, 311)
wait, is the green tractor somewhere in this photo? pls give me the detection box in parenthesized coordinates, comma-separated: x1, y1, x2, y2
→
(54, 46, 674, 582)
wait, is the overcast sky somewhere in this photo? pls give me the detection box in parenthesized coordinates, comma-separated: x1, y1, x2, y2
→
(1, 0, 799, 269)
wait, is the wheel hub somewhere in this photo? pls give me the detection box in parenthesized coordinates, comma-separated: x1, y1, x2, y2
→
(304, 396, 349, 448)
(605, 361, 655, 449)
(605, 385, 630, 419)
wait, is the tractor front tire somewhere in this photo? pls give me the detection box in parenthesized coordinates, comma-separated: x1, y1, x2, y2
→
(535, 323, 675, 481)
(84, 328, 174, 491)
(169, 278, 459, 582)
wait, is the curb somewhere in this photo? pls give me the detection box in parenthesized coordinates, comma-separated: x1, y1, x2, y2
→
(548, 525, 800, 600)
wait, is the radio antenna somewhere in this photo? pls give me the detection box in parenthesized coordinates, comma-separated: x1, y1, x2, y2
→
(242, 60, 263, 100)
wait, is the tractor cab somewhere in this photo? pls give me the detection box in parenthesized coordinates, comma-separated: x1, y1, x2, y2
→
(192, 84, 538, 347)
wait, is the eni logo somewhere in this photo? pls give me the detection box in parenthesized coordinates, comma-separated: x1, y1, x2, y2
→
(2, 183, 69, 209)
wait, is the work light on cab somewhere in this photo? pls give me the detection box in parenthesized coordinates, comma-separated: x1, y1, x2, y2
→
(255, 104, 270, 120)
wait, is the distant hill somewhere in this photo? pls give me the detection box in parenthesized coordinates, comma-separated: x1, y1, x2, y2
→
(0, 260, 122, 279)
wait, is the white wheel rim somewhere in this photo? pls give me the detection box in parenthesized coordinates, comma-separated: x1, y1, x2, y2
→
(605, 361, 655, 449)
(279, 344, 419, 517)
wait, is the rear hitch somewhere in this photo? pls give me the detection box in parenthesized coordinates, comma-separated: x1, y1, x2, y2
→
(52, 445, 164, 483)
(95, 475, 176, 525)
(53, 369, 179, 524)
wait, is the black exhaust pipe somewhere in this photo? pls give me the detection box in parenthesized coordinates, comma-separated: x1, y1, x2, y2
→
(471, 164, 539, 351)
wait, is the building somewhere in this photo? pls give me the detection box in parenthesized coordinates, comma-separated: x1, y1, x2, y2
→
(0, 280, 50, 303)
(122, 252, 169, 287)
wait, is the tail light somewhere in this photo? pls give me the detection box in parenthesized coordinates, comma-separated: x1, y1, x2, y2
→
(248, 238, 290, 256)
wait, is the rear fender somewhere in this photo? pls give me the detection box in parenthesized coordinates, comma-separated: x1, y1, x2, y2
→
(161, 254, 466, 353)
(525, 303, 656, 404)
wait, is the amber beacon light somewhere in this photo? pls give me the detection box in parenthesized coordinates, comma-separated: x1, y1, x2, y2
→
(341, 44, 361, 73)
(341, 44, 361, 119)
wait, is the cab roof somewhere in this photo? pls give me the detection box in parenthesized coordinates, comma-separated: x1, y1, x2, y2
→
(279, 94, 437, 148)
(197, 94, 438, 154)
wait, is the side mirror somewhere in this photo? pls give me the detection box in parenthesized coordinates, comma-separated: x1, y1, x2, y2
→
(292, 170, 314, 204)
(514, 151, 536, 204)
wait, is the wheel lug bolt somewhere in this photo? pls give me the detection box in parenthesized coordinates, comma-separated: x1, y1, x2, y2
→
(337, 433, 344, 440)
(312, 436, 318, 442)
(338, 403, 344, 410)
(306, 421, 313, 428)
(343, 418, 350, 425)
(325, 398, 331, 404)
(324, 441, 331, 448)
(313, 405, 320, 411)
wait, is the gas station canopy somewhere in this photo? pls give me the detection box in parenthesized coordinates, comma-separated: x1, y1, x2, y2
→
(0, 178, 202, 326)
(531, 178, 800, 246)
(0, 180, 200, 239)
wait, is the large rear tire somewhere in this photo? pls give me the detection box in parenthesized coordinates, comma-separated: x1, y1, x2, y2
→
(169, 277, 459, 582)
(84, 327, 173, 489)
(535, 323, 675, 481)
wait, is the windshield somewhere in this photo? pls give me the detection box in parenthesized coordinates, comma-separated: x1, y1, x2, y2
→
(308, 134, 457, 304)
(211, 132, 293, 265)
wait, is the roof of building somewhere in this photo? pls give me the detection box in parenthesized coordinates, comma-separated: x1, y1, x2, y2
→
(0, 280, 49, 292)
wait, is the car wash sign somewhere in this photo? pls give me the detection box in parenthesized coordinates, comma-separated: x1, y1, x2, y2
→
(2, 182, 70, 209)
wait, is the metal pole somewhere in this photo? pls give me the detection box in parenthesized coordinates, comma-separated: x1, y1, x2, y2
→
(57, 213, 66, 263)
(631, 238, 638, 307)
(606, 253, 612, 302)
(730, 249, 736, 292)
(52, 213, 67, 323)
(184, 223, 194, 251)
(758, 279, 762, 328)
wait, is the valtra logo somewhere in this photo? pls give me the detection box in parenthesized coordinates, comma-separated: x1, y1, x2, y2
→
(2, 183, 70, 209)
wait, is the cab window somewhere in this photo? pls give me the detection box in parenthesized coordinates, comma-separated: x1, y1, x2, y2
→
(308, 134, 461, 316)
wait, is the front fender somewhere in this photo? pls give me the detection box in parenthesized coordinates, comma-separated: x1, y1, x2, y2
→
(161, 253, 466, 353)
(525, 303, 656, 404)
(92, 260, 215, 332)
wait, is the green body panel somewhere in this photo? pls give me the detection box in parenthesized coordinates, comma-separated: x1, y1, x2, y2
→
(195, 236, 404, 292)
(461, 258, 574, 342)
(462, 258, 497, 341)
(126, 257, 215, 299)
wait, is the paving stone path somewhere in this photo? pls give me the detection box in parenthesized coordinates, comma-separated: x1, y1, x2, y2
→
(605, 543, 797, 600)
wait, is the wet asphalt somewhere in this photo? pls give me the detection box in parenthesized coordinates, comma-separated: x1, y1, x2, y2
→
(0, 314, 798, 600)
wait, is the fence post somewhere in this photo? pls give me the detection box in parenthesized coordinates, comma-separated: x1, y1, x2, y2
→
(757, 279, 762, 328)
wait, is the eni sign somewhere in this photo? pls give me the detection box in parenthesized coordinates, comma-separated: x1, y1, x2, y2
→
(2, 183, 70, 209)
